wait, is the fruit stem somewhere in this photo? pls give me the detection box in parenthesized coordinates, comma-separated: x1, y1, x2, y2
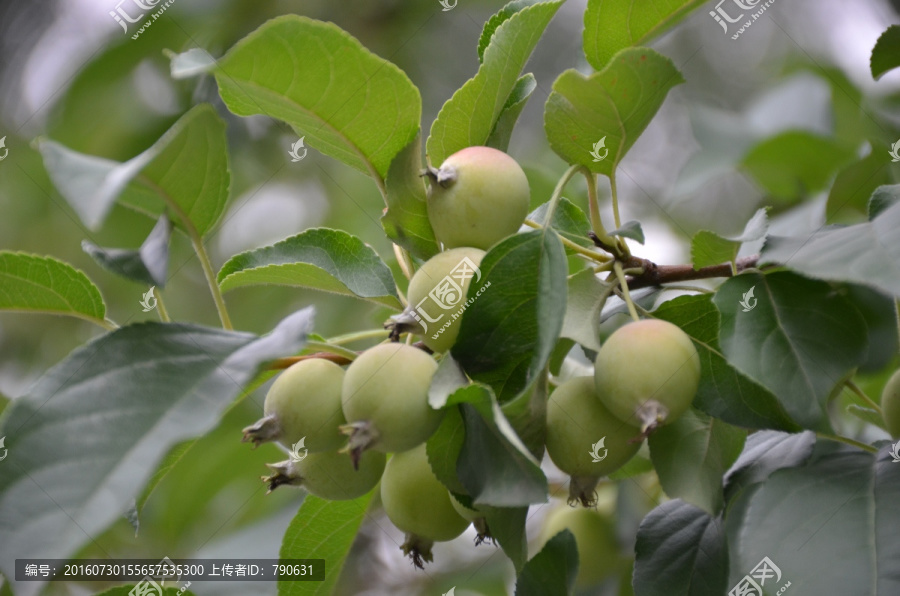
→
(523, 220, 611, 263)
(327, 329, 393, 345)
(845, 380, 882, 415)
(815, 432, 877, 454)
(579, 167, 618, 250)
(613, 262, 641, 323)
(304, 340, 360, 361)
(609, 170, 622, 230)
(152, 287, 171, 322)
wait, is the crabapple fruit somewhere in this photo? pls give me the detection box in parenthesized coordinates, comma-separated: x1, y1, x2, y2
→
(539, 505, 620, 588)
(262, 449, 385, 500)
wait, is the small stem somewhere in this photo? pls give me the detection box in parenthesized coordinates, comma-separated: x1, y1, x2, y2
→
(658, 285, 714, 295)
(139, 176, 232, 330)
(153, 287, 171, 323)
(327, 329, 392, 345)
(581, 168, 616, 248)
(815, 432, 878, 454)
(96, 317, 119, 331)
(545, 164, 581, 224)
(845, 380, 882, 414)
(523, 220, 610, 263)
(625, 255, 760, 290)
(269, 353, 353, 369)
(609, 171, 621, 229)
(393, 244, 415, 280)
(613, 262, 640, 323)
(304, 340, 359, 361)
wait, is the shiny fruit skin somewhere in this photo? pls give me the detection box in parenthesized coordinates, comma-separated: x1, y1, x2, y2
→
(546, 377, 642, 478)
(539, 506, 620, 588)
(427, 146, 530, 250)
(882, 369, 900, 438)
(381, 444, 470, 541)
(406, 247, 485, 353)
(295, 450, 385, 500)
(265, 359, 346, 451)
(594, 319, 700, 426)
(342, 344, 442, 452)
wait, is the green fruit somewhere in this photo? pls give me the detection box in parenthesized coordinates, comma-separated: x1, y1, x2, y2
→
(882, 369, 900, 438)
(449, 493, 482, 523)
(594, 319, 700, 430)
(341, 344, 442, 457)
(399, 247, 486, 353)
(426, 146, 530, 250)
(546, 377, 641, 504)
(381, 445, 470, 542)
(262, 450, 385, 500)
(242, 359, 346, 451)
(539, 505, 620, 588)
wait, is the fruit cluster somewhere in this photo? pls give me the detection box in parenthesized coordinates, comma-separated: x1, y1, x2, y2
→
(241, 148, 702, 577)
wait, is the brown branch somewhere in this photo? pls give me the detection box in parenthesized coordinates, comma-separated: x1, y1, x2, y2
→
(626, 255, 760, 290)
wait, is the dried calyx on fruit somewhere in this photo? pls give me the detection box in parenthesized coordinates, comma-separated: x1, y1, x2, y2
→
(424, 146, 530, 251)
(262, 450, 385, 499)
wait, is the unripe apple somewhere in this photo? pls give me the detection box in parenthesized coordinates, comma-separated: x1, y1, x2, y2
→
(425, 146, 530, 250)
(381, 444, 470, 567)
(389, 247, 485, 353)
(242, 359, 346, 452)
(545, 377, 642, 505)
(594, 319, 700, 431)
(881, 369, 900, 438)
(539, 505, 621, 588)
(262, 450, 385, 500)
(341, 344, 442, 463)
(450, 493, 493, 545)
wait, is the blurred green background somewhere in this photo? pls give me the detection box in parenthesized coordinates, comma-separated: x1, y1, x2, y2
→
(2, 0, 900, 594)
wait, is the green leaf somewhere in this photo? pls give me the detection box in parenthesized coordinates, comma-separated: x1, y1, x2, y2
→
(0, 309, 313, 593)
(38, 104, 229, 234)
(761, 200, 900, 297)
(482, 505, 529, 571)
(0, 251, 106, 325)
(82, 214, 172, 287)
(528, 197, 594, 249)
(725, 444, 900, 594)
(847, 404, 887, 429)
(452, 229, 568, 402)
(871, 25, 900, 80)
(722, 430, 815, 503)
(610, 220, 645, 244)
(478, 0, 540, 63)
(453, 385, 548, 507)
(544, 48, 684, 176)
(842, 284, 899, 372)
(216, 15, 420, 180)
(561, 268, 613, 353)
(869, 184, 900, 219)
(654, 295, 798, 432)
(487, 74, 537, 152)
(427, 0, 564, 165)
(583, 0, 706, 70)
(217, 228, 401, 309)
(633, 500, 727, 596)
(514, 529, 579, 596)
(825, 146, 893, 221)
(648, 409, 746, 514)
(690, 208, 767, 269)
(740, 131, 855, 202)
(278, 493, 374, 596)
(712, 272, 868, 431)
(382, 135, 439, 260)
(426, 406, 468, 494)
